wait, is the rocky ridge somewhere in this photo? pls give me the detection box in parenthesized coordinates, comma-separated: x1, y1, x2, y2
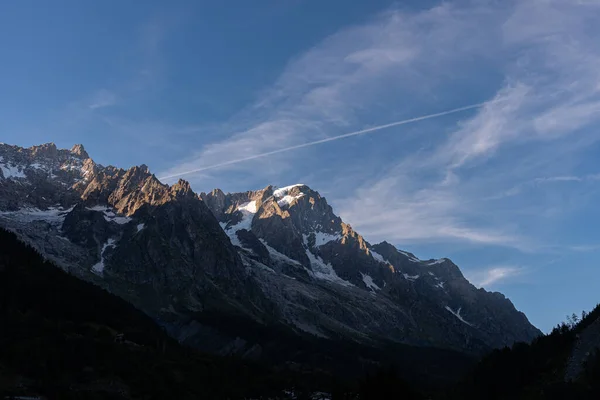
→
(0, 143, 541, 359)
(201, 184, 541, 350)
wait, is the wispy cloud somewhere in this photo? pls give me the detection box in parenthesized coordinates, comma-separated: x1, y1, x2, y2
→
(569, 244, 600, 252)
(157, 102, 485, 180)
(158, 0, 600, 251)
(336, 169, 537, 250)
(336, 0, 600, 250)
(488, 173, 600, 200)
(88, 89, 117, 110)
(157, 2, 499, 183)
(467, 266, 525, 288)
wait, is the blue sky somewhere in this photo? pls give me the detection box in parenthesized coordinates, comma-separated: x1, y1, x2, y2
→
(2, 0, 600, 332)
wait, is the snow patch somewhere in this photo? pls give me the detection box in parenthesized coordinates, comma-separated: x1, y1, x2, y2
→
(60, 164, 81, 171)
(361, 272, 380, 291)
(223, 229, 242, 247)
(91, 238, 116, 276)
(260, 239, 303, 267)
(427, 258, 447, 266)
(221, 200, 258, 247)
(238, 200, 257, 214)
(29, 162, 50, 172)
(301, 235, 352, 287)
(313, 231, 341, 246)
(305, 248, 352, 287)
(435, 281, 445, 289)
(277, 193, 305, 207)
(86, 206, 132, 225)
(0, 206, 74, 226)
(398, 250, 420, 262)
(108, 216, 131, 225)
(234, 200, 257, 231)
(0, 161, 26, 179)
(273, 184, 304, 198)
(136, 223, 145, 232)
(370, 250, 388, 264)
(86, 205, 110, 212)
(445, 306, 472, 326)
(403, 273, 420, 281)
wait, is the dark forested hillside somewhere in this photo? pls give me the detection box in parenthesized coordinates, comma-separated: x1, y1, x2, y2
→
(443, 304, 600, 400)
(0, 228, 308, 399)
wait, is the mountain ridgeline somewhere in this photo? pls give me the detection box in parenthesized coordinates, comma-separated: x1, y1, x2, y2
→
(0, 142, 547, 396)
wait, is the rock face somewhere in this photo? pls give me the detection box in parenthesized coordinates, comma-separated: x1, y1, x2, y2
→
(0, 143, 541, 359)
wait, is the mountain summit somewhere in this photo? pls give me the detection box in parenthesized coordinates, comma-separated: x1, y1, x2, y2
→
(0, 143, 540, 361)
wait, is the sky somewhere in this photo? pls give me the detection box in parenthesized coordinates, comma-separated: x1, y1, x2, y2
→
(1, 0, 600, 332)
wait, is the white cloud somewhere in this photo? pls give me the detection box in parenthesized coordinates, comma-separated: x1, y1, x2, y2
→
(444, 84, 532, 169)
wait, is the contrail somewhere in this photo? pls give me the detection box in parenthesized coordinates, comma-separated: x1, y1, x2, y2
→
(159, 102, 488, 181)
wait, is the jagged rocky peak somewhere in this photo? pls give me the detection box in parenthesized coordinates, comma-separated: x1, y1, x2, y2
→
(200, 185, 274, 222)
(70, 144, 90, 159)
(199, 188, 227, 220)
(0, 141, 206, 219)
(272, 184, 343, 234)
(170, 178, 195, 198)
(81, 166, 197, 216)
(203, 183, 366, 255)
(30, 142, 59, 158)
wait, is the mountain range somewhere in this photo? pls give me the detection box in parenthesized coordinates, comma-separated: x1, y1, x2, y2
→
(0, 142, 540, 370)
